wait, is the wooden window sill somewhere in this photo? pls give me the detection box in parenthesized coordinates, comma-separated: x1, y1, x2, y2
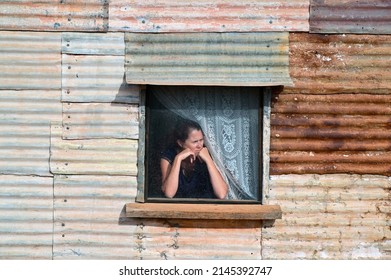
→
(125, 203, 282, 221)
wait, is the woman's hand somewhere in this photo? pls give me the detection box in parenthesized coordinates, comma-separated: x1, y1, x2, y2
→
(177, 148, 196, 163)
(197, 147, 212, 163)
(197, 147, 228, 199)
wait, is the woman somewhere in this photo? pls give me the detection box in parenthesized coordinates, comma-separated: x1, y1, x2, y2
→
(160, 119, 228, 199)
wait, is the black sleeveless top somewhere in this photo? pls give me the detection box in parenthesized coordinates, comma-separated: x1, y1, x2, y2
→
(161, 147, 216, 199)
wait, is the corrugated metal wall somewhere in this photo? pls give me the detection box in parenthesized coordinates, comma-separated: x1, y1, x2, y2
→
(310, 0, 391, 34)
(0, 0, 109, 32)
(125, 32, 292, 86)
(287, 33, 391, 93)
(263, 174, 391, 259)
(110, 0, 310, 32)
(0, 1, 390, 260)
(269, 33, 391, 176)
(0, 175, 53, 259)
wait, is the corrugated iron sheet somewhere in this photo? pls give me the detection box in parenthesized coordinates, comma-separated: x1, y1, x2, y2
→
(310, 0, 391, 34)
(0, 175, 53, 259)
(50, 123, 137, 176)
(288, 32, 391, 93)
(53, 175, 262, 259)
(0, 0, 108, 32)
(0, 31, 61, 90)
(53, 175, 137, 259)
(263, 174, 391, 259)
(62, 54, 139, 103)
(62, 32, 124, 56)
(270, 92, 391, 176)
(110, 0, 309, 32)
(150, 220, 262, 259)
(0, 90, 61, 176)
(62, 102, 139, 139)
(125, 32, 292, 86)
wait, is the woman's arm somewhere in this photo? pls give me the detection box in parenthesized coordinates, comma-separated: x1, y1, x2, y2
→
(198, 147, 228, 199)
(161, 149, 195, 198)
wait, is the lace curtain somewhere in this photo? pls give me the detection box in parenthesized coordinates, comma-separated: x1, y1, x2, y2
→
(149, 86, 260, 200)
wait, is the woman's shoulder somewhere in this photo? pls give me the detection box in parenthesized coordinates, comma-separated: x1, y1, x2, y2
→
(160, 145, 177, 164)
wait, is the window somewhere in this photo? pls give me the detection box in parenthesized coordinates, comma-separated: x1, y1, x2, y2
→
(141, 85, 264, 203)
(124, 31, 286, 219)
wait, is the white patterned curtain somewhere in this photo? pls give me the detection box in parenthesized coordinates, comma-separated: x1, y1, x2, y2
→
(150, 86, 259, 200)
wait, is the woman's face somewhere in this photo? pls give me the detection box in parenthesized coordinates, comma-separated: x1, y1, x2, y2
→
(181, 129, 204, 155)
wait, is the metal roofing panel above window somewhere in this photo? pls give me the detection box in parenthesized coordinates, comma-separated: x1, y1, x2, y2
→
(125, 32, 292, 87)
(310, 0, 391, 34)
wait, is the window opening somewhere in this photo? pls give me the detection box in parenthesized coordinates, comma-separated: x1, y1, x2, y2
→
(144, 85, 263, 203)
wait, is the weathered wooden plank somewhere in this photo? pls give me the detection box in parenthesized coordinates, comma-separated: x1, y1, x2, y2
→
(62, 32, 124, 55)
(126, 203, 282, 220)
(62, 54, 139, 103)
(0, 31, 61, 90)
(50, 123, 137, 175)
(62, 102, 139, 139)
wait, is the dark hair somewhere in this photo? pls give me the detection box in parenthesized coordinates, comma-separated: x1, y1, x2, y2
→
(173, 118, 203, 147)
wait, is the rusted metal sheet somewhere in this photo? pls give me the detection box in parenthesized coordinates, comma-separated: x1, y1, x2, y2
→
(62, 102, 139, 139)
(0, 31, 61, 90)
(310, 0, 391, 34)
(50, 123, 137, 175)
(288, 33, 391, 93)
(110, 0, 309, 32)
(125, 32, 292, 86)
(262, 174, 391, 259)
(62, 54, 139, 103)
(0, 0, 108, 32)
(0, 90, 61, 176)
(0, 175, 53, 259)
(270, 92, 391, 176)
(53, 175, 137, 259)
(62, 32, 125, 55)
